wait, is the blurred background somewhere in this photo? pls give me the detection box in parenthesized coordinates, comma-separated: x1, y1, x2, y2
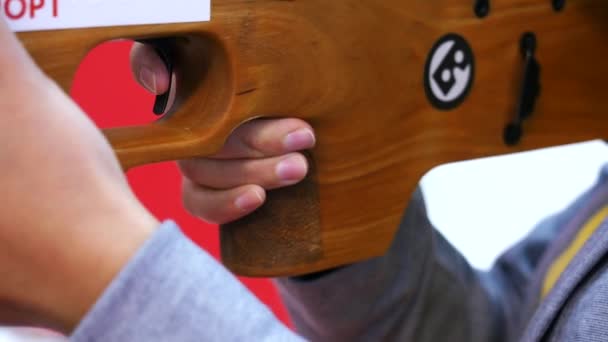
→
(1, 40, 607, 341)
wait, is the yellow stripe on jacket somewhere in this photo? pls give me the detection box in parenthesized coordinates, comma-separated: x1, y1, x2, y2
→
(542, 205, 608, 298)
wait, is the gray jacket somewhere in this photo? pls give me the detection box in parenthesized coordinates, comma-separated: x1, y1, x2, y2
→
(70, 165, 608, 341)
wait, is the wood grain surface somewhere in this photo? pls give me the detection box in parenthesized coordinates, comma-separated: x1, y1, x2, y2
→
(15, 0, 608, 276)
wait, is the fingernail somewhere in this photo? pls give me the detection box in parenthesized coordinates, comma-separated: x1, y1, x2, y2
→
(276, 155, 307, 183)
(235, 189, 264, 212)
(284, 129, 315, 151)
(139, 66, 157, 93)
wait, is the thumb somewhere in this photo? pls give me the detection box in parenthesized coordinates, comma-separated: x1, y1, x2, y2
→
(129, 42, 171, 95)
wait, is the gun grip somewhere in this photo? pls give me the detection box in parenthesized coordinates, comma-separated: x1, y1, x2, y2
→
(220, 152, 323, 277)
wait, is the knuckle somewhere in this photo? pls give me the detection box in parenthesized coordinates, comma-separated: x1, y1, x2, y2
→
(240, 136, 267, 158)
(181, 181, 203, 217)
(240, 160, 263, 182)
(180, 179, 227, 225)
(178, 160, 201, 180)
(182, 183, 197, 216)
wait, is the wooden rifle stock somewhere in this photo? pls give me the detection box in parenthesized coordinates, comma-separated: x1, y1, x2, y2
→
(15, 1, 608, 277)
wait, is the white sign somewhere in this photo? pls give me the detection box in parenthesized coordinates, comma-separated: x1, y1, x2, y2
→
(1, 0, 211, 32)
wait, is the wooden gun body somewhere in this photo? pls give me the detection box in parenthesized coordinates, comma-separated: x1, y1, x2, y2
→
(15, 0, 608, 276)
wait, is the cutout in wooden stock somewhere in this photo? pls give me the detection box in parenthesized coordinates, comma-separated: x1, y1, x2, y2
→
(21, 28, 235, 170)
(103, 34, 235, 170)
(71, 40, 163, 129)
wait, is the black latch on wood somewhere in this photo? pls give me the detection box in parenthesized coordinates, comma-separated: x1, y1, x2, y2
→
(504, 32, 541, 146)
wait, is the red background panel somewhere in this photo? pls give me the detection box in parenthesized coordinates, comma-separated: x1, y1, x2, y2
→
(69, 40, 291, 326)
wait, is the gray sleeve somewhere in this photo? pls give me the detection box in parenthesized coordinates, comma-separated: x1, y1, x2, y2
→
(275, 184, 594, 342)
(70, 221, 305, 342)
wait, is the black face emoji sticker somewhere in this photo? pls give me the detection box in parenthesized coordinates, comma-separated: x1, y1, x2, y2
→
(424, 33, 475, 110)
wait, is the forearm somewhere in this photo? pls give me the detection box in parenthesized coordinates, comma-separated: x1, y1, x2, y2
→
(1, 184, 159, 333)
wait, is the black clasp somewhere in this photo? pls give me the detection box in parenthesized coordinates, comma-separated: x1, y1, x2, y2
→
(504, 32, 541, 146)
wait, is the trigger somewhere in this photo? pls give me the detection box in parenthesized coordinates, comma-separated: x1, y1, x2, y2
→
(137, 38, 175, 115)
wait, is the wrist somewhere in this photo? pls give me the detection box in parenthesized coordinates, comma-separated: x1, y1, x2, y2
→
(42, 195, 159, 333)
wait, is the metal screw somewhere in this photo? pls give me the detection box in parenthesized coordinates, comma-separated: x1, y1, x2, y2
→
(474, 0, 490, 18)
(552, 0, 565, 11)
